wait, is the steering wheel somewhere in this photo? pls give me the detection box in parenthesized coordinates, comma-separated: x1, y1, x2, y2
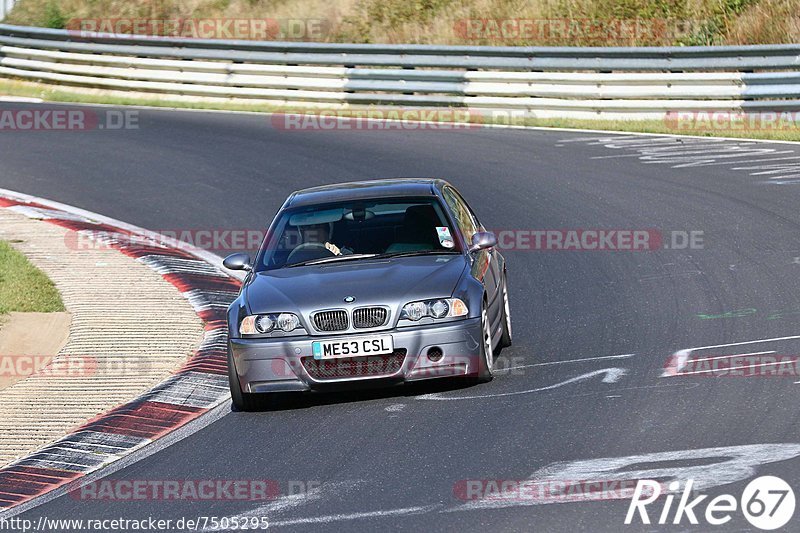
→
(286, 242, 336, 264)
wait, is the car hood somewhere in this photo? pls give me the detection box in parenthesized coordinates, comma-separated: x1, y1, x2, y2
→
(245, 255, 468, 314)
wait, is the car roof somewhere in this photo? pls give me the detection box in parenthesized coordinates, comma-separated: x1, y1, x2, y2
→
(285, 178, 451, 208)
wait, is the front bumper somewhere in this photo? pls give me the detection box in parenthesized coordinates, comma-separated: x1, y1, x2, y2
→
(229, 318, 483, 393)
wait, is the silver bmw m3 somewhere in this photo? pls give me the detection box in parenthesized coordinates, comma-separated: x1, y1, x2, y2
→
(224, 178, 511, 410)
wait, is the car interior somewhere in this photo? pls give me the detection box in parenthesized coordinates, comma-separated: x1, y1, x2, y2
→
(263, 200, 459, 268)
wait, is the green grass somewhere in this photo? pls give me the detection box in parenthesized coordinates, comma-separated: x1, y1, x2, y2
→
(2, 78, 800, 142)
(0, 78, 287, 113)
(4, 0, 798, 46)
(0, 240, 65, 314)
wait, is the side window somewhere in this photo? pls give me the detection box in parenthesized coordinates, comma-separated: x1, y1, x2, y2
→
(443, 186, 478, 244)
(457, 189, 484, 231)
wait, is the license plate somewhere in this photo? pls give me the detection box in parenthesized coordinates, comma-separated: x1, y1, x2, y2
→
(312, 335, 394, 360)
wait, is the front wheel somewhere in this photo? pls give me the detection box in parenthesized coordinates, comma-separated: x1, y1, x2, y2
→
(498, 273, 512, 351)
(228, 349, 259, 411)
(476, 301, 494, 383)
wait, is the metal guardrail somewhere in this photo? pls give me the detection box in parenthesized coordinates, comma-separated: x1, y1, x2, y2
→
(0, 1, 14, 22)
(1, 23, 799, 119)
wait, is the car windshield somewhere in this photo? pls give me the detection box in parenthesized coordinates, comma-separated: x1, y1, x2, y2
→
(257, 197, 461, 270)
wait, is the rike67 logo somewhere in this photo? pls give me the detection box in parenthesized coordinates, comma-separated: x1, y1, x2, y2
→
(626, 476, 795, 530)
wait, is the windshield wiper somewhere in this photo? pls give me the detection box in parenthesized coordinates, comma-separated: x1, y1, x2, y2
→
(285, 249, 459, 268)
(286, 253, 377, 267)
(371, 250, 461, 260)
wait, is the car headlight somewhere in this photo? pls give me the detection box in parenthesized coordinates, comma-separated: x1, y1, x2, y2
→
(400, 298, 468, 321)
(240, 313, 301, 335)
(276, 313, 300, 332)
(256, 315, 274, 333)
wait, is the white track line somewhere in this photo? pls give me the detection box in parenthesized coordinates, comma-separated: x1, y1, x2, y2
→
(675, 360, 792, 377)
(688, 350, 776, 364)
(497, 353, 634, 373)
(663, 336, 800, 376)
(0, 96, 44, 103)
(268, 505, 442, 527)
(202, 481, 365, 531)
(417, 368, 627, 401)
(0, 187, 245, 281)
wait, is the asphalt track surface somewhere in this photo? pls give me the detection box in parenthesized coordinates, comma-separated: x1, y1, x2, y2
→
(3, 103, 800, 532)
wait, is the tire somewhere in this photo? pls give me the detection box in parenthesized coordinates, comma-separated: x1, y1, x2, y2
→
(498, 273, 512, 351)
(476, 300, 494, 383)
(228, 348, 259, 411)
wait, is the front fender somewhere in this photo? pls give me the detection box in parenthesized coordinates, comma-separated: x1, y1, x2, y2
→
(452, 269, 486, 320)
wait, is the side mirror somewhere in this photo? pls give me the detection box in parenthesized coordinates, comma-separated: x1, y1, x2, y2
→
(223, 253, 252, 271)
(469, 232, 497, 253)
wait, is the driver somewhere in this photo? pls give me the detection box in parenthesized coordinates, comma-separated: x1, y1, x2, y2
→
(299, 223, 351, 256)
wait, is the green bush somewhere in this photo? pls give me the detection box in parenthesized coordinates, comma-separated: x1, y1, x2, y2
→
(43, 0, 66, 28)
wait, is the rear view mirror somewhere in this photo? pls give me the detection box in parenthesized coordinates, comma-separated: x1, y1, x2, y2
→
(469, 232, 497, 252)
(223, 253, 252, 271)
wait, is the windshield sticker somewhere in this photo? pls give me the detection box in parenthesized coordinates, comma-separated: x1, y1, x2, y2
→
(437, 227, 454, 248)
